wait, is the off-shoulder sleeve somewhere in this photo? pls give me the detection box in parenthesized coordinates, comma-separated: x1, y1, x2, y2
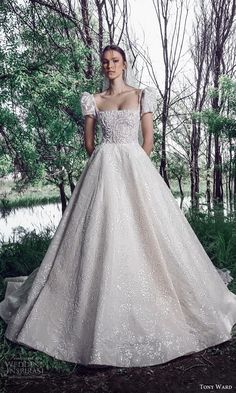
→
(80, 92, 96, 119)
(140, 87, 157, 117)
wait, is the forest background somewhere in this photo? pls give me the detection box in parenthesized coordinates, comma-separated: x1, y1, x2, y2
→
(0, 0, 236, 379)
(0, 0, 236, 274)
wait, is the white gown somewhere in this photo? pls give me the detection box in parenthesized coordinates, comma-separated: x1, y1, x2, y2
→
(0, 88, 236, 368)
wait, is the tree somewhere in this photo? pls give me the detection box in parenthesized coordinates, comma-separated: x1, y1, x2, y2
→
(0, 0, 129, 213)
(168, 152, 189, 203)
(150, 0, 189, 187)
(210, 0, 236, 204)
(202, 76, 236, 208)
(190, 0, 213, 208)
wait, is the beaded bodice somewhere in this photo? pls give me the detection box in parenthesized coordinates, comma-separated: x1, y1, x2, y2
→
(97, 110, 140, 144)
(80, 88, 157, 144)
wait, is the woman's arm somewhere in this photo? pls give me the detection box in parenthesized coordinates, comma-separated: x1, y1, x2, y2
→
(84, 116, 96, 157)
(141, 112, 154, 156)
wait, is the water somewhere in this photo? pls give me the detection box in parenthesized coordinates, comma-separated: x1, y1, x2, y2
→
(0, 195, 233, 242)
(0, 198, 191, 242)
(0, 203, 62, 242)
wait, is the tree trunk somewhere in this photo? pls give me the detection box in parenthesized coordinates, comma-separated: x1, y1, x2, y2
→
(68, 172, 75, 194)
(229, 137, 232, 203)
(59, 182, 67, 214)
(210, 0, 236, 203)
(177, 176, 184, 198)
(190, 119, 200, 208)
(80, 0, 93, 79)
(233, 152, 236, 197)
(206, 132, 212, 210)
(159, 97, 170, 188)
(213, 132, 223, 203)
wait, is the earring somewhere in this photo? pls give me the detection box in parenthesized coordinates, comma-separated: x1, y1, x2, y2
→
(123, 68, 127, 82)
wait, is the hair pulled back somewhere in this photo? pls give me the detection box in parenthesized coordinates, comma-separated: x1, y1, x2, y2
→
(101, 45, 127, 63)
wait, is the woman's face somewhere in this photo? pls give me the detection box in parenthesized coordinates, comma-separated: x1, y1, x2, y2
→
(101, 50, 126, 81)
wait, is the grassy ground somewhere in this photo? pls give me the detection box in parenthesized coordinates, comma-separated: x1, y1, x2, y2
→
(186, 208, 236, 294)
(0, 180, 60, 210)
(0, 178, 193, 211)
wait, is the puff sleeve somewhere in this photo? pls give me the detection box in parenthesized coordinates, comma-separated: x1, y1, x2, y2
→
(80, 92, 97, 119)
(140, 87, 157, 117)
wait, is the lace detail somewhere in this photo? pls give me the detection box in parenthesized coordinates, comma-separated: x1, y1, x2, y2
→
(98, 110, 140, 144)
(140, 87, 158, 117)
(80, 92, 96, 118)
(80, 88, 158, 143)
(80, 87, 158, 121)
(216, 268, 234, 285)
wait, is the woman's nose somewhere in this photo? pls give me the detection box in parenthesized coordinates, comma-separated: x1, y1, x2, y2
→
(107, 61, 114, 68)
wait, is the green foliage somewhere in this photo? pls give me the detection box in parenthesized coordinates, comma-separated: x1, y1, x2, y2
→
(0, 1, 102, 206)
(0, 227, 53, 277)
(0, 179, 60, 218)
(0, 195, 60, 214)
(151, 127, 162, 164)
(201, 76, 236, 137)
(186, 208, 236, 294)
(0, 154, 12, 178)
(168, 152, 189, 180)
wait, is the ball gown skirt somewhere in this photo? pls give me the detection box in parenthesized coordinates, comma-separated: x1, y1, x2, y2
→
(0, 89, 236, 368)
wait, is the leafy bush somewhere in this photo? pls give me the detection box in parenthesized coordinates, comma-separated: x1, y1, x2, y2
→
(0, 227, 53, 278)
(185, 207, 236, 293)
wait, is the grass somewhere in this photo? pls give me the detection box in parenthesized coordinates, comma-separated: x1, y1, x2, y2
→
(0, 178, 195, 211)
(185, 207, 236, 294)
(0, 180, 61, 211)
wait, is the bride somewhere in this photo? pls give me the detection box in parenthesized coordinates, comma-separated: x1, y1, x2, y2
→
(0, 44, 236, 368)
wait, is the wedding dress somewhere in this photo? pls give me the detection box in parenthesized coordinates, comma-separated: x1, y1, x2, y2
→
(0, 88, 236, 368)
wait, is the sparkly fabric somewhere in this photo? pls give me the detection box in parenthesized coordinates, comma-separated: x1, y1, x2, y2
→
(0, 89, 236, 368)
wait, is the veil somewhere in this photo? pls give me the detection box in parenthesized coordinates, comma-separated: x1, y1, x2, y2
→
(101, 52, 144, 145)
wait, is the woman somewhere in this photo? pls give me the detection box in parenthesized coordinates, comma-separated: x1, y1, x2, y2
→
(0, 44, 236, 368)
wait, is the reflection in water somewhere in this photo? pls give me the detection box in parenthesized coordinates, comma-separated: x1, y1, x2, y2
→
(0, 203, 62, 242)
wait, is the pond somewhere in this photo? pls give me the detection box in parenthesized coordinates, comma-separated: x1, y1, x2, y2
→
(0, 195, 230, 242)
(0, 203, 62, 242)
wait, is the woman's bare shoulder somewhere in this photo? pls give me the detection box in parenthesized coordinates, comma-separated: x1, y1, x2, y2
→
(125, 86, 141, 95)
(94, 91, 108, 98)
(93, 91, 108, 106)
(134, 88, 142, 96)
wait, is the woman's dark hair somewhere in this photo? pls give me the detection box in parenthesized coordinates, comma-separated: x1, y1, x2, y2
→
(101, 45, 127, 63)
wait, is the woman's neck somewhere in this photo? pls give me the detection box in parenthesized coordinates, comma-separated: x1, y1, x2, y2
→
(107, 79, 128, 95)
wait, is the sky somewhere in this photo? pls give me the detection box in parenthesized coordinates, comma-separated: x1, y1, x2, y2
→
(125, 0, 195, 88)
